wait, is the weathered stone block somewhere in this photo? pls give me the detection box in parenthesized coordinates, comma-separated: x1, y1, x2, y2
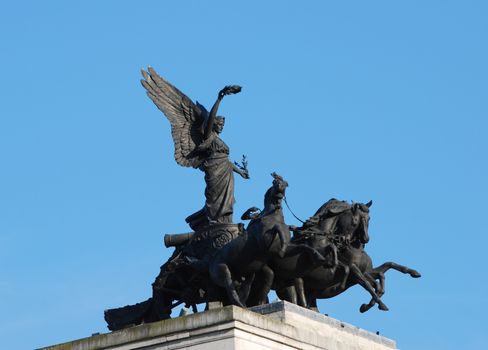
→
(39, 301, 396, 350)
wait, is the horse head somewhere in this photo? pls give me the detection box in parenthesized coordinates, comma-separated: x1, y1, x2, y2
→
(262, 172, 288, 213)
(350, 200, 372, 245)
(330, 200, 372, 247)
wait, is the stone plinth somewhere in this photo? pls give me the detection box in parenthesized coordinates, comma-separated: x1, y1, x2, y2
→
(39, 301, 397, 350)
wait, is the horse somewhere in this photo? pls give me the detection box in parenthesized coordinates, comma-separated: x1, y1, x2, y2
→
(209, 173, 326, 307)
(260, 199, 375, 307)
(281, 200, 421, 313)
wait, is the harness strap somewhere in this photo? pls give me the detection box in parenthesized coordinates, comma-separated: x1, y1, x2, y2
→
(284, 196, 306, 224)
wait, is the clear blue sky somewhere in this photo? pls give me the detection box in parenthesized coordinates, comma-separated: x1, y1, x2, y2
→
(1, 1, 487, 349)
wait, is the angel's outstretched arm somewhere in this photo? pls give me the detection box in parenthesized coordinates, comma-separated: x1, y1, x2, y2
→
(232, 162, 250, 179)
(204, 90, 225, 139)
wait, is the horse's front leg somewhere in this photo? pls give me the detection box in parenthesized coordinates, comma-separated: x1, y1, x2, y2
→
(373, 261, 421, 278)
(210, 263, 245, 308)
(363, 271, 380, 294)
(277, 285, 297, 304)
(238, 273, 255, 304)
(325, 243, 338, 267)
(370, 271, 386, 296)
(274, 225, 289, 258)
(339, 262, 350, 290)
(254, 265, 274, 305)
(294, 278, 307, 307)
(359, 271, 385, 313)
(307, 290, 319, 312)
(360, 298, 377, 313)
(350, 264, 389, 311)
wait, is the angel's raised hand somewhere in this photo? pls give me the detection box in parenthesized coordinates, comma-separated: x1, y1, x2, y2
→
(220, 85, 242, 98)
(218, 89, 226, 99)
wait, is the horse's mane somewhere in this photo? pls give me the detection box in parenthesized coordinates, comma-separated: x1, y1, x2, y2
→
(263, 187, 274, 208)
(313, 198, 351, 218)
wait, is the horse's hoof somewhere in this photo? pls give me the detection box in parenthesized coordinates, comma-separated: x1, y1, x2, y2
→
(231, 292, 245, 308)
(410, 270, 421, 278)
(359, 304, 369, 313)
(378, 304, 389, 311)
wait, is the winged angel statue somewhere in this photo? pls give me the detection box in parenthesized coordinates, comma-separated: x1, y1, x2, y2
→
(141, 68, 249, 231)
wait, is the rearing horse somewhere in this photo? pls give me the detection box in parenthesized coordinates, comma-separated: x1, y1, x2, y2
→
(287, 200, 421, 313)
(266, 199, 376, 307)
(209, 173, 326, 307)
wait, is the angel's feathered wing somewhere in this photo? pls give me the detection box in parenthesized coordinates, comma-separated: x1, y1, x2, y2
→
(141, 67, 207, 168)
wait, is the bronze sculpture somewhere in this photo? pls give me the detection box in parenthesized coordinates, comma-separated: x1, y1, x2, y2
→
(140, 68, 249, 231)
(104, 68, 421, 331)
(274, 200, 420, 312)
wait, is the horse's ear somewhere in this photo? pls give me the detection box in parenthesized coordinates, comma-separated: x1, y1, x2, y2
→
(366, 200, 373, 208)
(271, 172, 284, 182)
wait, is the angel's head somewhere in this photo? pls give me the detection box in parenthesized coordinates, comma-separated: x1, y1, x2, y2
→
(214, 116, 225, 134)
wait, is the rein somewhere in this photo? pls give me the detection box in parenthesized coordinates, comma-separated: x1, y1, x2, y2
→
(283, 196, 306, 224)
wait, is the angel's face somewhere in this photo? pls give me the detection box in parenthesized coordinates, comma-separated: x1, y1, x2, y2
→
(214, 117, 225, 134)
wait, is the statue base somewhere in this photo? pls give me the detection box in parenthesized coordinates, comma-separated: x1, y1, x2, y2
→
(39, 301, 397, 350)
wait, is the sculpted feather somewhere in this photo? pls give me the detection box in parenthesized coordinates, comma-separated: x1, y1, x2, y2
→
(140, 67, 207, 168)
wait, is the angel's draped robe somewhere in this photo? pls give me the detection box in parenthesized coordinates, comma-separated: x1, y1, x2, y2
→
(185, 136, 235, 230)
